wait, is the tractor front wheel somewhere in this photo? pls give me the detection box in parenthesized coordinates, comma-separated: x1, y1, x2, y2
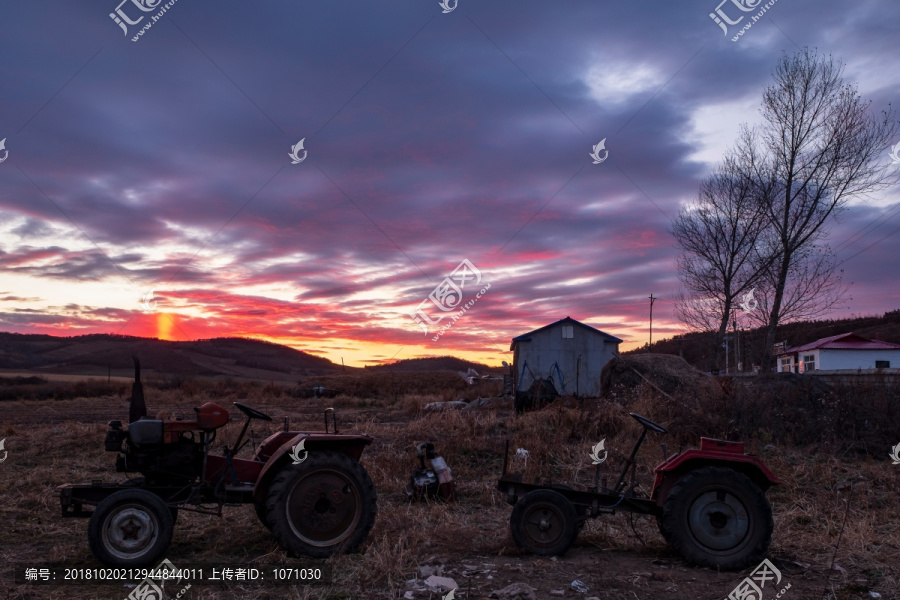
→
(265, 451, 377, 558)
(660, 466, 773, 570)
(510, 489, 578, 555)
(87, 489, 174, 567)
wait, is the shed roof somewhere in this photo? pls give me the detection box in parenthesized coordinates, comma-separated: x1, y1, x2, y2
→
(780, 332, 900, 355)
(510, 316, 623, 351)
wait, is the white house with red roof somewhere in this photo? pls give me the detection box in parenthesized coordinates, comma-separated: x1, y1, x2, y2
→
(776, 333, 900, 373)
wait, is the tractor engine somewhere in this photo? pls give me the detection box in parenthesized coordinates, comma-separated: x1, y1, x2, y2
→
(105, 420, 202, 485)
(103, 403, 229, 486)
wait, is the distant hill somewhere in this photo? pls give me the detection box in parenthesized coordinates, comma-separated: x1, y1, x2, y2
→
(627, 309, 900, 372)
(367, 355, 505, 375)
(0, 333, 344, 382)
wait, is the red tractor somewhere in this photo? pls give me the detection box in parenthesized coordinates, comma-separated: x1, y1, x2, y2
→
(498, 413, 779, 570)
(58, 359, 377, 567)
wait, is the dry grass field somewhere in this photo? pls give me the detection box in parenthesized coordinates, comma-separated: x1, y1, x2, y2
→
(0, 371, 898, 600)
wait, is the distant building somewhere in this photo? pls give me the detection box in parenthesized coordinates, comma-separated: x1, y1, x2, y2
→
(776, 333, 900, 373)
(510, 316, 622, 397)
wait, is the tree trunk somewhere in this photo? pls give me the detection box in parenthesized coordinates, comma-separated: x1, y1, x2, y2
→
(714, 298, 732, 372)
(762, 252, 791, 371)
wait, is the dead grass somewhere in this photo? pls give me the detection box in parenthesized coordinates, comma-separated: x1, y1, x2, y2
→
(297, 371, 500, 402)
(1, 378, 898, 599)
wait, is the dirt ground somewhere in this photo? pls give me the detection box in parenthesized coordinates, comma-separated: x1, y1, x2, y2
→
(1, 386, 897, 600)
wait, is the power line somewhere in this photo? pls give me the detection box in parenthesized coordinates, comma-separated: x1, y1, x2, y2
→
(837, 222, 900, 266)
(833, 201, 900, 254)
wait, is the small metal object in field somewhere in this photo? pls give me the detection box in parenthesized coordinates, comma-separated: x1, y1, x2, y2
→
(406, 442, 457, 502)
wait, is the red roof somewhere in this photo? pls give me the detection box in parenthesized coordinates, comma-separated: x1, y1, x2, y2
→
(783, 333, 900, 354)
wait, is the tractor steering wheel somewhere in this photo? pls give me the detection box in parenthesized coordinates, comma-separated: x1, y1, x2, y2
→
(630, 412, 667, 434)
(234, 402, 273, 422)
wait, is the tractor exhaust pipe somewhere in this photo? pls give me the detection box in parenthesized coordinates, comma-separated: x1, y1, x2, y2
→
(129, 356, 147, 423)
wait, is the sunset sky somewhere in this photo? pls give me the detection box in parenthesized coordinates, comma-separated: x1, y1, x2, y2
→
(1, 1, 898, 367)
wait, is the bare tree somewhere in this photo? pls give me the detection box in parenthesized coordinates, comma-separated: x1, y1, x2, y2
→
(741, 244, 851, 329)
(739, 48, 899, 369)
(672, 287, 723, 334)
(671, 143, 777, 370)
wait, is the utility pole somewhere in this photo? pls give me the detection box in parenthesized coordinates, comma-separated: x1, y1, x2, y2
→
(733, 313, 740, 373)
(648, 294, 656, 353)
(723, 334, 731, 374)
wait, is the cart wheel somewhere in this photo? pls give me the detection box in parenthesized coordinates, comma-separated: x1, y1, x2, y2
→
(550, 484, 588, 530)
(660, 466, 773, 570)
(87, 489, 174, 567)
(510, 490, 578, 555)
(265, 451, 377, 558)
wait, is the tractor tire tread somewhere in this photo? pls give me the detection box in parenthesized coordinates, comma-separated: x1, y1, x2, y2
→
(254, 501, 270, 530)
(264, 451, 376, 558)
(660, 466, 773, 570)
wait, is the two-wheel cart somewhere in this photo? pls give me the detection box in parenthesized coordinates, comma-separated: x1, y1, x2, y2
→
(498, 413, 779, 570)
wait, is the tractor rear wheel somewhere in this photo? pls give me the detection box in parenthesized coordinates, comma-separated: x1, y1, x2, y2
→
(656, 514, 670, 543)
(87, 489, 174, 567)
(660, 466, 773, 570)
(510, 489, 578, 555)
(265, 451, 377, 558)
(254, 501, 270, 530)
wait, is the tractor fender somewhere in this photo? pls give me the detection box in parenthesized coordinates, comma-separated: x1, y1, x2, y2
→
(650, 450, 780, 507)
(252, 433, 372, 503)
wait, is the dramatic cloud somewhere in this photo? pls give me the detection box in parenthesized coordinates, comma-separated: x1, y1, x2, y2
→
(0, 0, 898, 366)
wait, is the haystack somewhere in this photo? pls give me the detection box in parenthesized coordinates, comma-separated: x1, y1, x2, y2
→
(601, 353, 725, 404)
